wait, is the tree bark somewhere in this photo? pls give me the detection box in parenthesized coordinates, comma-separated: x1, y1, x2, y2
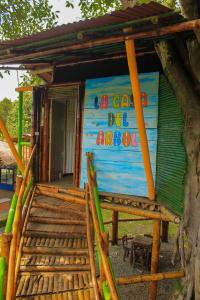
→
(155, 40, 200, 299)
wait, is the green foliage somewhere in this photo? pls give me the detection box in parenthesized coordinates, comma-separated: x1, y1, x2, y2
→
(19, 72, 44, 87)
(0, 97, 12, 123)
(0, 0, 59, 40)
(7, 94, 32, 137)
(0, 94, 32, 138)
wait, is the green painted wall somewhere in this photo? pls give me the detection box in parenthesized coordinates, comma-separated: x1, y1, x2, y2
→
(156, 75, 186, 216)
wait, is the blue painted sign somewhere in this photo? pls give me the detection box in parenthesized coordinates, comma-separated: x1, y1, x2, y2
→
(80, 72, 159, 196)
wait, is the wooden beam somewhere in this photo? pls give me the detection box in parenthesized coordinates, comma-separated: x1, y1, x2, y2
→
(125, 36, 160, 300)
(116, 271, 185, 285)
(15, 86, 33, 92)
(0, 19, 199, 65)
(101, 202, 179, 223)
(125, 37, 155, 200)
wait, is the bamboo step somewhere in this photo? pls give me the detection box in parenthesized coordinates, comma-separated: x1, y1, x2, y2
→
(20, 265, 91, 272)
(31, 201, 85, 217)
(23, 237, 88, 248)
(16, 272, 93, 296)
(24, 231, 87, 239)
(26, 222, 86, 235)
(15, 188, 95, 299)
(20, 254, 89, 267)
(29, 216, 86, 226)
(23, 246, 88, 256)
(17, 288, 95, 299)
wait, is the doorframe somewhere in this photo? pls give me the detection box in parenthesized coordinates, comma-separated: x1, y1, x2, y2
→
(47, 83, 83, 187)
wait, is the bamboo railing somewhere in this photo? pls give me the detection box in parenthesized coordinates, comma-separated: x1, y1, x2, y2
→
(0, 127, 36, 300)
(86, 152, 120, 300)
(6, 144, 36, 300)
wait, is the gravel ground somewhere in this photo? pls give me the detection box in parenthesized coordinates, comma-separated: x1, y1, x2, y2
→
(100, 239, 181, 300)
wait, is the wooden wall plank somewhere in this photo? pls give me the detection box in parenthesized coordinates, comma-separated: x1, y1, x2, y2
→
(80, 72, 159, 197)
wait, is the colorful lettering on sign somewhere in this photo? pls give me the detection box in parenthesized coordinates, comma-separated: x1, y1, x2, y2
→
(100, 95, 108, 109)
(96, 131, 104, 145)
(105, 131, 113, 145)
(94, 96, 99, 109)
(108, 112, 129, 128)
(94, 93, 148, 109)
(96, 131, 137, 147)
(94, 92, 147, 148)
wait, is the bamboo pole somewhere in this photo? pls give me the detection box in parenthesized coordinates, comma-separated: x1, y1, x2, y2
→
(0, 117, 25, 173)
(149, 220, 161, 300)
(37, 188, 85, 205)
(15, 87, 33, 92)
(125, 37, 154, 200)
(116, 271, 185, 285)
(0, 257, 6, 300)
(1, 233, 12, 297)
(6, 178, 23, 300)
(80, 185, 100, 299)
(41, 90, 50, 182)
(6, 145, 36, 300)
(1, 19, 200, 65)
(104, 218, 150, 224)
(100, 202, 178, 223)
(89, 189, 119, 300)
(125, 36, 160, 300)
(18, 91, 23, 162)
(87, 155, 119, 300)
(112, 211, 119, 245)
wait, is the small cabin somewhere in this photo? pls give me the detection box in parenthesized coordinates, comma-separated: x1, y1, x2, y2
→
(0, 2, 188, 217)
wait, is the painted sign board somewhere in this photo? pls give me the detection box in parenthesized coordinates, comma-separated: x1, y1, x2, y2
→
(80, 72, 159, 197)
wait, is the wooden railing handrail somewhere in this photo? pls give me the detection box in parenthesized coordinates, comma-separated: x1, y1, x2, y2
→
(6, 144, 37, 300)
(85, 184, 101, 300)
(86, 153, 120, 300)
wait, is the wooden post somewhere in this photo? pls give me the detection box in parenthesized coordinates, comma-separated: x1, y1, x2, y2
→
(6, 176, 23, 300)
(1, 233, 12, 296)
(149, 220, 161, 300)
(112, 211, 118, 245)
(125, 36, 160, 300)
(125, 36, 154, 200)
(161, 221, 169, 243)
(41, 89, 50, 182)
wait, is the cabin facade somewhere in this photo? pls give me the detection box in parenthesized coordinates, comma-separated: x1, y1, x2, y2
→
(0, 1, 187, 217)
(1, 2, 196, 299)
(30, 72, 186, 218)
(0, 2, 189, 217)
(31, 70, 185, 216)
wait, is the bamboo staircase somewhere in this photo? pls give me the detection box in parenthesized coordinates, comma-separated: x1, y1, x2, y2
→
(15, 187, 95, 299)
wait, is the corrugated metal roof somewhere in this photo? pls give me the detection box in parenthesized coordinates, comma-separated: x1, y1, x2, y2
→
(0, 2, 173, 48)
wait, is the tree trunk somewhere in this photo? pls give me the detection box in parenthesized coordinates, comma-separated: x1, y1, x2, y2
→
(155, 40, 200, 299)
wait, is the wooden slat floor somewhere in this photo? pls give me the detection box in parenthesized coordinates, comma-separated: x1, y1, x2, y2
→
(16, 188, 95, 299)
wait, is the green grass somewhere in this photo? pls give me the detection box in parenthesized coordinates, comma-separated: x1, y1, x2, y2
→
(102, 209, 178, 240)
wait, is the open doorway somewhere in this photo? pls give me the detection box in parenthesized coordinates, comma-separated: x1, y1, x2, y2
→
(48, 85, 78, 187)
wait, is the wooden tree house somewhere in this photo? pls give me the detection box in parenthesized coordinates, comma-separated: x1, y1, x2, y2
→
(0, 2, 197, 299)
